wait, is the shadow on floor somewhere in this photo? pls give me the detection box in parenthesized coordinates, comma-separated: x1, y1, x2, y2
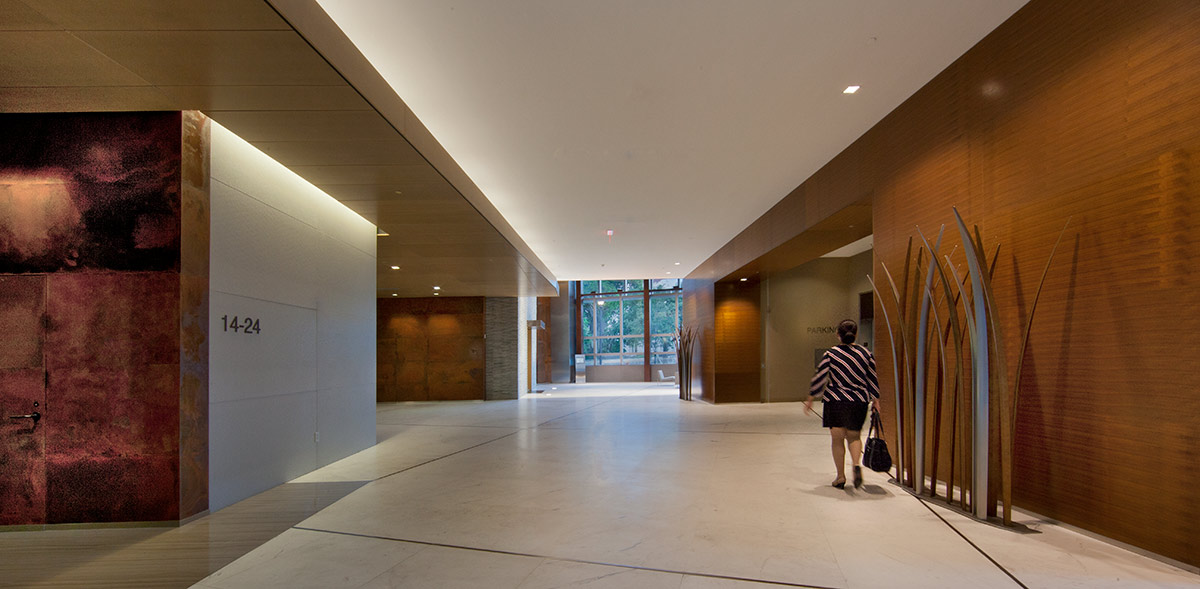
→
(0, 481, 368, 588)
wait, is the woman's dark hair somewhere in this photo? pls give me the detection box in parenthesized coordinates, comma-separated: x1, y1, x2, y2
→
(837, 319, 858, 344)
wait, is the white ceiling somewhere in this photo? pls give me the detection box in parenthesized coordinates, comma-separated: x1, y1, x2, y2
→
(316, 0, 1028, 281)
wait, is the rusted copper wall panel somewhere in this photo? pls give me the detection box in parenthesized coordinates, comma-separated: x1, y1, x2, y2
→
(178, 110, 210, 520)
(0, 275, 47, 525)
(44, 272, 181, 523)
(378, 297, 486, 402)
(0, 111, 203, 525)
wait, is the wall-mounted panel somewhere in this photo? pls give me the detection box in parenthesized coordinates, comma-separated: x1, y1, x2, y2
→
(209, 292, 316, 404)
(377, 297, 485, 402)
(209, 121, 375, 511)
(714, 281, 762, 403)
(0, 111, 202, 524)
(208, 389, 317, 510)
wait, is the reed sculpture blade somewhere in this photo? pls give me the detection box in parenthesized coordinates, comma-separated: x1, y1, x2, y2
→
(868, 273, 903, 482)
(880, 260, 916, 486)
(913, 227, 943, 494)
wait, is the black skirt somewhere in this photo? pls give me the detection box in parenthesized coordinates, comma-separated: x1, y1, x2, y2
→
(822, 400, 869, 430)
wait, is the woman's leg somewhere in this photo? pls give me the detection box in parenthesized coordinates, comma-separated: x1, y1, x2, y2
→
(830, 427, 847, 483)
(846, 429, 863, 466)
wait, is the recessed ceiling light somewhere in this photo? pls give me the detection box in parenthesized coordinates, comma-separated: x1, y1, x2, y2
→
(666, 272, 671, 275)
(434, 292, 440, 296)
(391, 293, 397, 297)
(674, 262, 680, 265)
(844, 85, 860, 94)
(433, 286, 441, 290)
(390, 265, 400, 270)
(740, 278, 748, 282)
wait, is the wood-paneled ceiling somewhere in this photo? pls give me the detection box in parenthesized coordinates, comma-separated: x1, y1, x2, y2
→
(0, 0, 558, 298)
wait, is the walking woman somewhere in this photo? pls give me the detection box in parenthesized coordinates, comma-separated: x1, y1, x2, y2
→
(804, 319, 880, 488)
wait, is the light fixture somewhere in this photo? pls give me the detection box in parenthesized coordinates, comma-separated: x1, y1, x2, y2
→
(433, 286, 441, 290)
(666, 272, 671, 275)
(390, 265, 400, 270)
(391, 293, 397, 297)
(674, 262, 680, 265)
(606, 230, 614, 236)
(740, 278, 748, 282)
(844, 85, 860, 94)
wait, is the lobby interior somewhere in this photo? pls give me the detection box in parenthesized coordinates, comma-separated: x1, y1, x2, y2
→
(1, 1, 1197, 587)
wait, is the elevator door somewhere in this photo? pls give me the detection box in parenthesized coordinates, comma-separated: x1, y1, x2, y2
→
(0, 275, 47, 526)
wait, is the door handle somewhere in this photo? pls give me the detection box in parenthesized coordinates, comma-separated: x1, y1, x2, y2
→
(9, 411, 40, 425)
(8, 403, 39, 427)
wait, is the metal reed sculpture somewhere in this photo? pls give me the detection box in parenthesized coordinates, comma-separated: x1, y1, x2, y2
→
(675, 325, 697, 401)
(871, 208, 1070, 525)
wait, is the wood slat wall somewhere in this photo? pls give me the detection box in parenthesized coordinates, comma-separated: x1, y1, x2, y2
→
(685, 0, 1199, 566)
(871, 0, 1199, 565)
(680, 279, 763, 404)
(714, 281, 763, 403)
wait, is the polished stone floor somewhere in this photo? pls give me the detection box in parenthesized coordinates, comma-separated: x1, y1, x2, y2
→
(187, 383, 1197, 589)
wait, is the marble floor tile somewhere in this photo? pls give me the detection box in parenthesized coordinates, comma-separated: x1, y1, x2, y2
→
(924, 500, 1199, 588)
(194, 528, 424, 589)
(291, 423, 520, 483)
(359, 543, 543, 588)
(193, 383, 1197, 589)
(517, 559, 683, 589)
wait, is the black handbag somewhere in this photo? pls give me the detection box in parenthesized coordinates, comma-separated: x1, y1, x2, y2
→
(862, 408, 892, 473)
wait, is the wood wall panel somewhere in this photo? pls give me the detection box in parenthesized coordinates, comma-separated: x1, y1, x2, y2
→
(681, 278, 762, 404)
(681, 279, 716, 403)
(686, 0, 1199, 566)
(377, 297, 486, 402)
(714, 281, 762, 403)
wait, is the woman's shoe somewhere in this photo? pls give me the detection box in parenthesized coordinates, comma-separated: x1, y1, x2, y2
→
(853, 466, 863, 488)
(832, 477, 846, 489)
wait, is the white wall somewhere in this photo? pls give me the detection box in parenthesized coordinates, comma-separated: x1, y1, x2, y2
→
(208, 122, 376, 511)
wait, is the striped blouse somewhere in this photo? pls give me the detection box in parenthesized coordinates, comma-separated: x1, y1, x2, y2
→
(809, 344, 880, 403)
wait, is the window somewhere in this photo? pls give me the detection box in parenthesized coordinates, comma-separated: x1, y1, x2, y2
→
(600, 279, 624, 294)
(581, 292, 642, 365)
(578, 279, 682, 369)
(648, 287, 680, 365)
